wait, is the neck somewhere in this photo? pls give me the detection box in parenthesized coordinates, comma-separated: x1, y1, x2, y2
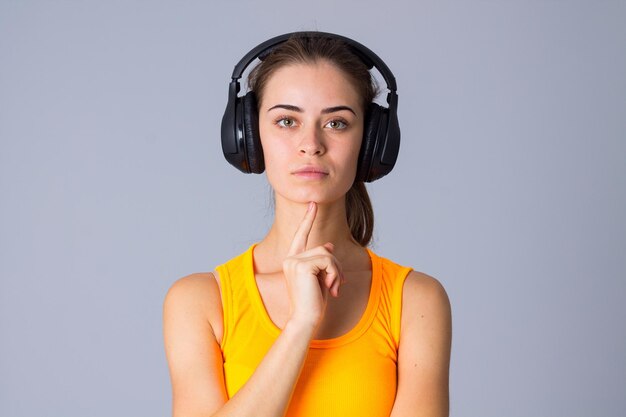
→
(255, 193, 361, 272)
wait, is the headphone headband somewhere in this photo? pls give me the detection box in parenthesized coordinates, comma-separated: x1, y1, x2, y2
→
(229, 31, 397, 93)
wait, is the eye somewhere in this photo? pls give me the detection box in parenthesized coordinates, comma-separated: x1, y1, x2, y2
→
(276, 117, 297, 128)
(325, 119, 348, 130)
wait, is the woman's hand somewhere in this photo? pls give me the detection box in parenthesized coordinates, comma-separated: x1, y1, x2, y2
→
(282, 202, 345, 329)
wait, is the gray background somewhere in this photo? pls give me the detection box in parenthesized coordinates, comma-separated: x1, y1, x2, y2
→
(1, 1, 624, 416)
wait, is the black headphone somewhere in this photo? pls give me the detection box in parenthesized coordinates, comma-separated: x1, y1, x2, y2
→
(221, 31, 400, 183)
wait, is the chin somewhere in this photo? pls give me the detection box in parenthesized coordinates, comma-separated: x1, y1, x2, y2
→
(276, 189, 346, 206)
(270, 177, 355, 206)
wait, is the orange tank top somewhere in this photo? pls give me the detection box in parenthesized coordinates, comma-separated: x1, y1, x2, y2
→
(215, 244, 413, 417)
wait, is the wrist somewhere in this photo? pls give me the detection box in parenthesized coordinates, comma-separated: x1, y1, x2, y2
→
(284, 316, 317, 339)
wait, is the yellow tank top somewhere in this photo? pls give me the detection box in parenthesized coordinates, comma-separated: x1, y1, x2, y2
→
(215, 243, 413, 417)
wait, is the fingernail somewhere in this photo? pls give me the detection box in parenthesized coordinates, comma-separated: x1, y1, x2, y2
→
(307, 202, 314, 212)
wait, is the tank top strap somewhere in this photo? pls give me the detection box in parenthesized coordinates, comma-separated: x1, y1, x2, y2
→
(214, 244, 257, 353)
(369, 249, 413, 349)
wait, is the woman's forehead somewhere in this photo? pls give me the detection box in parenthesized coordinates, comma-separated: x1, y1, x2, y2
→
(259, 62, 362, 110)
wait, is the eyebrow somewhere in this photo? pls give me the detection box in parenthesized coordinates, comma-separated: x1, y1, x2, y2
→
(267, 104, 357, 116)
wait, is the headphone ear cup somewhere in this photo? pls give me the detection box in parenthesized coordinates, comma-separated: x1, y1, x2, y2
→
(242, 91, 265, 174)
(221, 82, 247, 173)
(356, 103, 384, 182)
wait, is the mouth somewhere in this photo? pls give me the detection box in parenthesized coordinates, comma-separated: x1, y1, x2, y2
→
(292, 166, 329, 179)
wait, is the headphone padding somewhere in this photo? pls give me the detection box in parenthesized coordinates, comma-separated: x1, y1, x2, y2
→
(357, 103, 383, 182)
(242, 91, 264, 174)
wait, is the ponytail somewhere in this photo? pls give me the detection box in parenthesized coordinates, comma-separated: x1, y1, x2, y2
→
(346, 182, 374, 247)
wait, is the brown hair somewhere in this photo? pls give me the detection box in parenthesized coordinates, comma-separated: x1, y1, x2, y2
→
(248, 34, 378, 247)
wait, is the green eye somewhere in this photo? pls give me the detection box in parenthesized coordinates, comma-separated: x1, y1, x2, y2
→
(326, 120, 347, 129)
(277, 118, 295, 127)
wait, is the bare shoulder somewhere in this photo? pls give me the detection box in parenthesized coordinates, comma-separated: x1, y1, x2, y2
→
(164, 272, 221, 308)
(401, 271, 451, 329)
(163, 272, 224, 341)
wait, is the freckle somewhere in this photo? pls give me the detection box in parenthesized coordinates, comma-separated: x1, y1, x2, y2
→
(421, 315, 424, 318)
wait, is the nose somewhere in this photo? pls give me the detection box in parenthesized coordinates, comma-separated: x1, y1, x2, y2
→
(298, 126, 325, 156)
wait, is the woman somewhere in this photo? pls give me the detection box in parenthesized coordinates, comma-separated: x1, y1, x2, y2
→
(163, 32, 452, 417)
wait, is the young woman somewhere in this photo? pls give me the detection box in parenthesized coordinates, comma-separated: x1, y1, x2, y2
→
(163, 32, 452, 417)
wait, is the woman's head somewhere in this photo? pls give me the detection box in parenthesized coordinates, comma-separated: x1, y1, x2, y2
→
(248, 34, 377, 247)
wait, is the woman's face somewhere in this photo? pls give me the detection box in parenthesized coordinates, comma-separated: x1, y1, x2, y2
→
(258, 61, 364, 205)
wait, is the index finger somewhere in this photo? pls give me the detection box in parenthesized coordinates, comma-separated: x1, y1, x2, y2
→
(287, 202, 317, 256)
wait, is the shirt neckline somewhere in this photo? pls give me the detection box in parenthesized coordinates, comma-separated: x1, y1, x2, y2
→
(243, 243, 381, 349)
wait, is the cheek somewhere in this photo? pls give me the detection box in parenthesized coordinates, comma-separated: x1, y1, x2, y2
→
(346, 132, 364, 168)
(258, 124, 274, 161)
(259, 134, 289, 185)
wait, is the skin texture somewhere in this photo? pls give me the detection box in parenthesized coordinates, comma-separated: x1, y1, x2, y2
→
(258, 62, 363, 208)
(163, 61, 452, 417)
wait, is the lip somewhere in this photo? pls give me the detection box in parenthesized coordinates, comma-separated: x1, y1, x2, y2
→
(292, 166, 329, 179)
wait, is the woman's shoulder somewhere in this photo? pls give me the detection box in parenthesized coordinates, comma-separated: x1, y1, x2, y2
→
(165, 244, 254, 303)
(372, 250, 448, 302)
(165, 271, 221, 303)
(403, 270, 449, 306)
(163, 271, 224, 340)
(371, 250, 449, 316)
(401, 270, 451, 331)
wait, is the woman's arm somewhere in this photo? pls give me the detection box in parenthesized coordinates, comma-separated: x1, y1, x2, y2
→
(163, 275, 317, 417)
(163, 273, 228, 416)
(390, 271, 452, 417)
(163, 202, 343, 417)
